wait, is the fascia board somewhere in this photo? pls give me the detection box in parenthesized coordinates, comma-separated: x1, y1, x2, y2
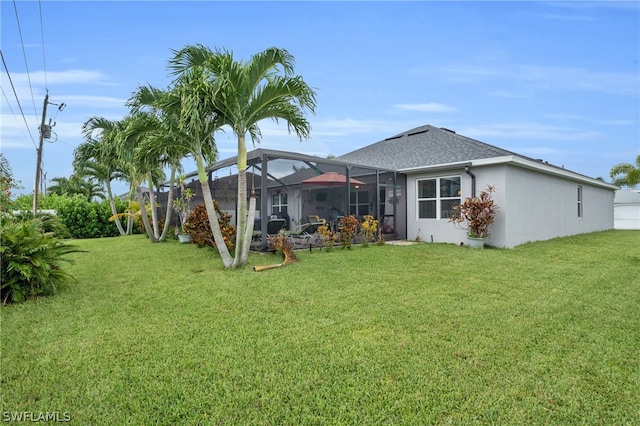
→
(472, 156, 618, 190)
(398, 161, 472, 174)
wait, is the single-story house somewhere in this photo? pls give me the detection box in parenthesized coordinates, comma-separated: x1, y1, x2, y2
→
(179, 124, 616, 249)
(338, 125, 616, 247)
(614, 190, 640, 230)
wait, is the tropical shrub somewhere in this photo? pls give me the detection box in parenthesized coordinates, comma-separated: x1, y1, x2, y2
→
(0, 217, 82, 304)
(0, 176, 17, 213)
(55, 195, 123, 239)
(449, 185, 498, 238)
(12, 211, 70, 239)
(316, 220, 335, 251)
(0, 153, 21, 214)
(10, 194, 32, 210)
(359, 215, 378, 246)
(184, 202, 236, 252)
(11, 193, 69, 212)
(136, 215, 165, 237)
(338, 215, 359, 249)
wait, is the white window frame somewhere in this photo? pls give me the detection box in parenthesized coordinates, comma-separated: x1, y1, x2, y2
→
(577, 185, 583, 218)
(416, 176, 461, 220)
(272, 192, 288, 215)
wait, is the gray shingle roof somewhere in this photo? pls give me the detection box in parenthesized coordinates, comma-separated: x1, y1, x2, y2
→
(338, 124, 518, 171)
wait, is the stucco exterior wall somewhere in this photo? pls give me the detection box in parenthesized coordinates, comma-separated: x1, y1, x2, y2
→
(407, 167, 469, 245)
(406, 163, 614, 248)
(502, 166, 614, 247)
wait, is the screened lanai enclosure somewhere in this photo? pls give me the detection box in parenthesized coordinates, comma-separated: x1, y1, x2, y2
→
(174, 149, 406, 251)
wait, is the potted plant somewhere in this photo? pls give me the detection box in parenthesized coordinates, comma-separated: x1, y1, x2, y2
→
(449, 185, 498, 249)
(173, 177, 194, 243)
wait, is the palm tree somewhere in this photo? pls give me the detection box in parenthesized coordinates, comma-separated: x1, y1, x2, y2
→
(118, 112, 168, 243)
(610, 154, 640, 189)
(169, 45, 317, 268)
(47, 174, 105, 201)
(81, 116, 143, 235)
(126, 85, 198, 242)
(82, 114, 165, 240)
(134, 66, 233, 265)
(74, 130, 128, 235)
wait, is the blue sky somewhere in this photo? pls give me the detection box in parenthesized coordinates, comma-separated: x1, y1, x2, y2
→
(2, 1, 639, 196)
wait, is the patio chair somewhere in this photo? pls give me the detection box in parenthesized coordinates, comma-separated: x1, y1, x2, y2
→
(288, 226, 326, 249)
(307, 215, 321, 223)
(250, 218, 287, 252)
(304, 215, 324, 234)
(266, 218, 286, 235)
(287, 230, 313, 249)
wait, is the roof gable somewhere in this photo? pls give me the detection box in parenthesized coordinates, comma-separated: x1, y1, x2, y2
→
(338, 125, 516, 170)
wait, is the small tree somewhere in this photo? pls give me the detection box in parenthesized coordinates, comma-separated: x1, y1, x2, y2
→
(449, 185, 498, 238)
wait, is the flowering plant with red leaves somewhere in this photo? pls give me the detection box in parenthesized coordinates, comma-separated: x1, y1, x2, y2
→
(449, 185, 498, 238)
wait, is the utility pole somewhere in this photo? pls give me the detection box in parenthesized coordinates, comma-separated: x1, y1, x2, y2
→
(33, 92, 49, 214)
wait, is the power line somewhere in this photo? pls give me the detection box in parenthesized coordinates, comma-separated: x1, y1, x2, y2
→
(0, 49, 38, 149)
(38, 0, 48, 90)
(12, 0, 39, 118)
(1, 84, 20, 122)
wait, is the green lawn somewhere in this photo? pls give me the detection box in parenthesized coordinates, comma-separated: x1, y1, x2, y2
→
(1, 231, 639, 425)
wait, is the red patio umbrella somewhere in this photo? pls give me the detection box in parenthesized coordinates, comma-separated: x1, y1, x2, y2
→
(301, 171, 365, 187)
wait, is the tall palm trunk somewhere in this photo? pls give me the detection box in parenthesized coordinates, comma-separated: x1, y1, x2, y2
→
(147, 177, 160, 239)
(240, 191, 257, 265)
(232, 135, 248, 268)
(196, 154, 233, 268)
(159, 166, 176, 242)
(106, 181, 126, 236)
(136, 184, 158, 243)
(127, 188, 135, 235)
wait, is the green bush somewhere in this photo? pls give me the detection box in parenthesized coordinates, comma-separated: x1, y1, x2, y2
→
(184, 202, 236, 252)
(0, 217, 82, 304)
(11, 194, 127, 239)
(55, 196, 123, 239)
(11, 193, 68, 211)
(12, 211, 70, 239)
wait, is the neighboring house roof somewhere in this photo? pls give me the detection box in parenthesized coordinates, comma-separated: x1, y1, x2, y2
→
(614, 189, 640, 205)
(339, 124, 616, 189)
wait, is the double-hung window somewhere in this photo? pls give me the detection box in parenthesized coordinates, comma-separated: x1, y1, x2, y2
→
(417, 176, 461, 219)
(272, 193, 288, 216)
